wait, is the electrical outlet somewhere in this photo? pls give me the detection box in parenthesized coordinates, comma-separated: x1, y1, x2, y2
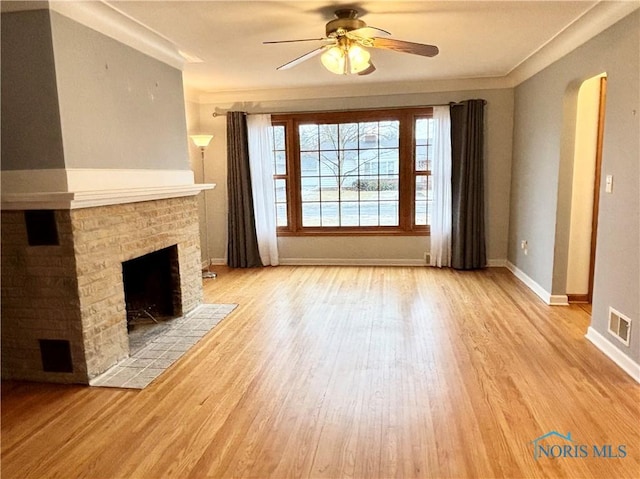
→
(521, 240, 528, 256)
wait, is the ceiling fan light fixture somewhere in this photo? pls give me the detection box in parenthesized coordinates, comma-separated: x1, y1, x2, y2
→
(321, 42, 371, 75)
(321, 45, 346, 74)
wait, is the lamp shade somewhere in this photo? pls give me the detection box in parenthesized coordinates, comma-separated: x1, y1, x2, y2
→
(190, 134, 213, 148)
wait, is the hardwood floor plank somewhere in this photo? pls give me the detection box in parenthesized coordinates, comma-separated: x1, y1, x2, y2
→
(2, 266, 639, 478)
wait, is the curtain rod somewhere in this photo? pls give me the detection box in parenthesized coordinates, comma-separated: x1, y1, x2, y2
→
(211, 100, 487, 117)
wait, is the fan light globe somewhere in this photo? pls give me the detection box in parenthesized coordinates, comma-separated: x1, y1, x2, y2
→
(321, 46, 345, 74)
(190, 134, 213, 148)
(348, 44, 371, 74)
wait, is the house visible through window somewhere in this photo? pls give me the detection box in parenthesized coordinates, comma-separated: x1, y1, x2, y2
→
(271, 108, 433, 235)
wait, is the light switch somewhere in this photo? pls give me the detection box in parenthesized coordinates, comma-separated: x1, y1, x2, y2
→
(605, 175, 613, 193)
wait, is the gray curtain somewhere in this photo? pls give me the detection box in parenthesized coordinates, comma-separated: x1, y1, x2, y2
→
(450, 100, 486, 270)
(226, 111, 262, 268)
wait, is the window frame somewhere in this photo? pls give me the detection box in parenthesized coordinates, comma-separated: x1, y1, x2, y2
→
(272, 107, 433, 236)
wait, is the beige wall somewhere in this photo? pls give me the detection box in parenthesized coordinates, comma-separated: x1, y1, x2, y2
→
(196, 88, 513, 265)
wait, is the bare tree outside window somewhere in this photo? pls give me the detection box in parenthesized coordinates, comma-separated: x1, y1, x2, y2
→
(298, 120, 400, 227)
(270, 107, 433, 235)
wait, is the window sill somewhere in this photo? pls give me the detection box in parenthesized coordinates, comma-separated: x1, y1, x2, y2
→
(277, 228, 430, 237)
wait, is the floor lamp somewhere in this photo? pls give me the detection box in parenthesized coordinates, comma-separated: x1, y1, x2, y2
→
(190, 134, 216, 279)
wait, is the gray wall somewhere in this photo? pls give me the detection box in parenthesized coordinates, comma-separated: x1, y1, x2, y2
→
(509, 11, 639, 362)
(199, 88, 514, 264)
(1, 10, 65, 171)
(49, 11, 190, 170)
(1, 9, 191, 173)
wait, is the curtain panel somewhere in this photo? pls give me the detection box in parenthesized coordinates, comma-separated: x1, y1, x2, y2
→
(226, 111, 263, 268)
(450, 100, 487, 270)
(247, 114, 279, 266)
(429, 106, 452, 267)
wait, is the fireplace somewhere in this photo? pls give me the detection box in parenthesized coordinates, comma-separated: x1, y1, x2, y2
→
(1, 194, 206, 384)
(123, 245, 182, 323)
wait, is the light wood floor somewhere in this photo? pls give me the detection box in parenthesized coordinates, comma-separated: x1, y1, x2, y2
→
(2, 266, 639, 478)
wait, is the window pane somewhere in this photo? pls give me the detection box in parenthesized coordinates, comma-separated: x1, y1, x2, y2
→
(272, 125, 285, 150)
(379, 121, 399, 147)
(415, 175, 428, 226)
(301, 151, 319, 176)
(379, 201, 399, 226)
(274, 150, 286, 175)
(415, 145, 428, 172)
(358, 176, 379, 195)
(359, 149, 378, 174)
(339, 123, 359, 149)
(320, 152, 339, 176)
(319, 124, 338, 149)
(321, 202, 339, 226)
(299, 124, 319, 151)
(276, 204, 287, 227)
(360, 202, 379, 226)
(380, 177, 398, 200)
(302, 203, 320, 226)
(320, 177, 337, 201)
(301, 177, 319, 201)
(274, 179, 287, 203)
(426, 175, 433, 225)
(379, 148, 398, 174)
(415, 202, 427, 226)
(340, 202, 359, 226)
(359, 122, 378, 147)
(415, 117, 434, 172)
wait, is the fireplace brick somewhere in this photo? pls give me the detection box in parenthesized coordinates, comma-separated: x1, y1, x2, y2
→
(1, 195, 204, 383)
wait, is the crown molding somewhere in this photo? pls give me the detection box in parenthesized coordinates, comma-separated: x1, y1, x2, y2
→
(48, 0, 185, 70)
(195, 76, 511, 105)
(507, 0, 640, 86)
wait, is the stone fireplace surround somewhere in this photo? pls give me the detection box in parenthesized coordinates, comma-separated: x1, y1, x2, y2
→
(1, 181, 211, 384)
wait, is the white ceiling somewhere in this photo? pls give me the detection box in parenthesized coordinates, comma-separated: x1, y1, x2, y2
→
(4, 1, 639, 98)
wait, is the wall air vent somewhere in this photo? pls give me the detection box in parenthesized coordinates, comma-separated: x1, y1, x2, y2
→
(608, 307, 632, 347)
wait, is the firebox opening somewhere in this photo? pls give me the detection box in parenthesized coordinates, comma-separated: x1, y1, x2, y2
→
(122, 245, 182, 332)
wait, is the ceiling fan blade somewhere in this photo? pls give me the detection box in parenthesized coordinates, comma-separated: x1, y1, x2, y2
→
(276, 46, 326, 70)
(347, 26, 391, 39)
(370, 37, 439, 57)
(357, 62, 376, 76)
(264, 38, 328, 44)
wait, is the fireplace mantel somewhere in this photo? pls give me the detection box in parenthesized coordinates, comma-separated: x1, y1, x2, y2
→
(1, 168, 214, 210)
(1, 184, 215, 210)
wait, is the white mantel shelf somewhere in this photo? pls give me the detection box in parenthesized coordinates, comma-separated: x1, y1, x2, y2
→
(1, 184, 215, 210)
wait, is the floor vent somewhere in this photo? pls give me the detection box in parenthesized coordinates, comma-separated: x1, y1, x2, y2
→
(608, 308, 631, 347)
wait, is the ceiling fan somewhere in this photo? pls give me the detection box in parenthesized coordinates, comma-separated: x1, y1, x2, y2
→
(264, 8, 439, 76)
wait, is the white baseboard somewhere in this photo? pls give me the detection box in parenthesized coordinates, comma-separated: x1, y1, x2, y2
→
(216, 257, 508, 268)
(279, 258, 427, 266)
(506, 261, 569, 306)
(585, 327, 640, 383)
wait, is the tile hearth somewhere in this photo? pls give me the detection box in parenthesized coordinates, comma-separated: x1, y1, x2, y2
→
(90, 303, 237, 389)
